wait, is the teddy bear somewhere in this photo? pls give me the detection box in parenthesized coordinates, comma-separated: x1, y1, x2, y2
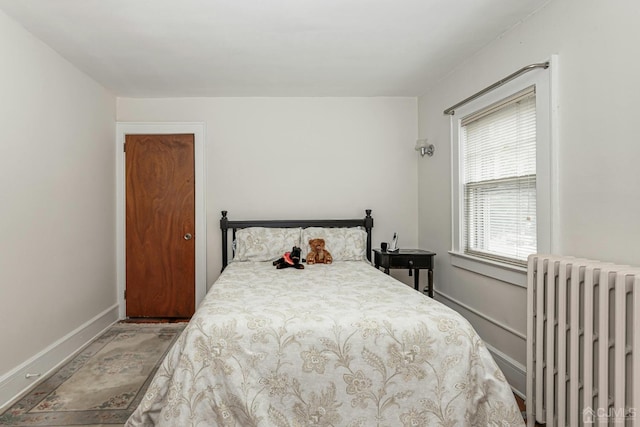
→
(273, 246, 305, 269)
(306, 238, 333, 264)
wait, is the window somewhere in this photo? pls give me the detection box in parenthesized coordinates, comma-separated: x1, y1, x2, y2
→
(450, 62, 554, 286)
(462, 87, 536, 266)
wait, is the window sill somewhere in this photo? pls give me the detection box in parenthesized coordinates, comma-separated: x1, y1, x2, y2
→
(449, 251, 527, 288)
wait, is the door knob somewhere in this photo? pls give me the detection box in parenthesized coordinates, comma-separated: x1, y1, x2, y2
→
(184, 233, 193, 240)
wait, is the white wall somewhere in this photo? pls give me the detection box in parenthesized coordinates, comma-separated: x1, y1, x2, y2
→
(0, 9, 116, 401)
(417, 0, 640, 394)
(117, 97, 419, 285)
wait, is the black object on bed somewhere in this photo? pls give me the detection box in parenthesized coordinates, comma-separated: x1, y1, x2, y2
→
(220, 209, 374, 270)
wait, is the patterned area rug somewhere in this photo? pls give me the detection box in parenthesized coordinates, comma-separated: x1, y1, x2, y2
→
(0, 322, 185, 426)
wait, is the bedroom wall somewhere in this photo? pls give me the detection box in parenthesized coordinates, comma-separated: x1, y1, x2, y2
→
(417, 0, 640, 395)
(0, 9, 116, 401)
(117, 97, 419, 286)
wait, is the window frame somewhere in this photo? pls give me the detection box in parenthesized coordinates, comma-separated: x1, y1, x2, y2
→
(449, 59, 556, 287)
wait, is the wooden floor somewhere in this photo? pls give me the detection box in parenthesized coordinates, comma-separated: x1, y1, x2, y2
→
(120, 317, 190, 323)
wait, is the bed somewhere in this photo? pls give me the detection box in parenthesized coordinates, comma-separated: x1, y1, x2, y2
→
(126, 210, 524, 426)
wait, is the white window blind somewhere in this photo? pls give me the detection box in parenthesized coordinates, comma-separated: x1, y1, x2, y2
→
(461, 86, 536, 266)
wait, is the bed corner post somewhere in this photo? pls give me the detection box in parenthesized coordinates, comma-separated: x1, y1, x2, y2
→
(220, 211, 229, 271)
(364, 209, 373, 262)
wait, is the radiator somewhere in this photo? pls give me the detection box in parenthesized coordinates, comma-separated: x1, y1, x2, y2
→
(526, 254, 640, 426)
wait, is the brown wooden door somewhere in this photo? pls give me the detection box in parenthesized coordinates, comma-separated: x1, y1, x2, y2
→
(125, 134, 195, 318)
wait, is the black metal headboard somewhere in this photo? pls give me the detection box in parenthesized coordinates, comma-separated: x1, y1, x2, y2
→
(220, 209, 374, 271)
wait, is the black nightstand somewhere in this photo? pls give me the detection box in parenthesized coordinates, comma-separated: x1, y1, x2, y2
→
(373, 249, 436, 297)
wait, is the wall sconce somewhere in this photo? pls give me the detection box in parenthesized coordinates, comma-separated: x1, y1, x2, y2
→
(415, 139, 435, 157)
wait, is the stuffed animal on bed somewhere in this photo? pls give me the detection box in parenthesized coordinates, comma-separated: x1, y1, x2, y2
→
(306, 238, 333, 264)
(273, 246, 305, 269)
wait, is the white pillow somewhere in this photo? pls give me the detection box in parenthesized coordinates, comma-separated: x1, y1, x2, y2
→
(301, 227, 367, 261)
(234, 227, 301, 262)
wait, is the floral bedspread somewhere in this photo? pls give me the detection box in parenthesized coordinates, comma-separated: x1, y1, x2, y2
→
(126, 261, 524, 427)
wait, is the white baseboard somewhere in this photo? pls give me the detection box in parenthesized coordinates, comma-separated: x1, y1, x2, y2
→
(0, 304, 119, 411)
(485, 341, 526, 398)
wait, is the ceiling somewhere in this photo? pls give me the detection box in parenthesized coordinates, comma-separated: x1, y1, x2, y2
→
(0, 0, 550, 97)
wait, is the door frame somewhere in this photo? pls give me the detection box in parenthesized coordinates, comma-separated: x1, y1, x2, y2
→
(115, 122, 206, 319)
